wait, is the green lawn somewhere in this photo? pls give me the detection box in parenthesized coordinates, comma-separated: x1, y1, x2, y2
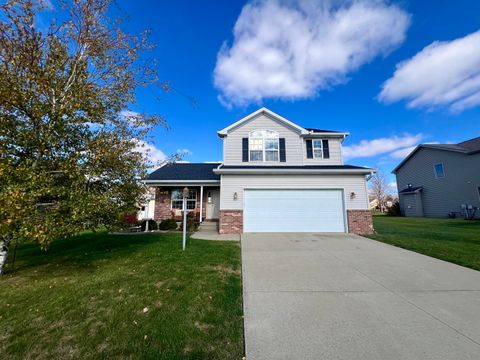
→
(0, 232, 243, 359)
(368, 216, 480, 271)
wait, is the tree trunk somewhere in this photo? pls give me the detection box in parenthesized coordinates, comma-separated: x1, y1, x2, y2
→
(0, 238, 10, 275)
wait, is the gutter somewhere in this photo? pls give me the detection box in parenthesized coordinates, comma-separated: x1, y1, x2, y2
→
(300, 132, 350, 138)
(213, 168, 374, 175)
(142, 180, 220, 185)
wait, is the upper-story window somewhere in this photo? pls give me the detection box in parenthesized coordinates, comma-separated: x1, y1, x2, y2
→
(249, 130, 279, 162)
(434, 163, 445, 178)
(312, 140, 323, 158)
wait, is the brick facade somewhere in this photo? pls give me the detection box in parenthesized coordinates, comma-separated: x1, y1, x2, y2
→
(347, 210, 374, 235)
(153, 188, 172, 221)
(156, 188, 372, 235)
(219, 210, 243, 234)
(153, 187, 215, 222)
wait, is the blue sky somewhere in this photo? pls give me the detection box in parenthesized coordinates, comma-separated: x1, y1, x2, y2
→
(47, 1, 480, 189)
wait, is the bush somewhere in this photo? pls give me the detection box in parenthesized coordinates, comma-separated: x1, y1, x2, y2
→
(386, 201, 401, 216)
(122, 212, 139, 226)
(141, 219, 158, 231)
(159, 218, 178, 230)
(178, 211, 199, 231)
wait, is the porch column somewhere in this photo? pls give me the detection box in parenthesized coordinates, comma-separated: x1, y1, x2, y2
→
(199, 185, 204, 223)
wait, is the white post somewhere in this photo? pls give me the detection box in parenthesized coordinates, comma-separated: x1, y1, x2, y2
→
(199, 185, 204, 223)
(182, 187, 189, 251)
(144, 197, 150, 232)
(182, 196, 187, 251)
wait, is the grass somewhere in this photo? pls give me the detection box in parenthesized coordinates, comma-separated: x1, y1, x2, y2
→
(0, 232, 244, 359)
(367, 216, 480, 271)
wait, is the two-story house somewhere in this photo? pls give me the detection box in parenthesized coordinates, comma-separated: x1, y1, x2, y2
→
(393, 137, 480, 218)
(144, 108, 374, 234)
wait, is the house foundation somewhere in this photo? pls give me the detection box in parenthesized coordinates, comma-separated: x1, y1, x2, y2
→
(218, 209, 374, 235)
(347, 210, 374, 235)
(219, 210, 243, 234)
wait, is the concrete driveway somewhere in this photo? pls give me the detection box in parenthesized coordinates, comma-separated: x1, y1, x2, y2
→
(241, 233, 480, 360)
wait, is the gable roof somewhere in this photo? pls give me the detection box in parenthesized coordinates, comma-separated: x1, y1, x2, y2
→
(145, 163, 221, 182)
(392, 136, 480, 173)
(217, 107, 348, 138)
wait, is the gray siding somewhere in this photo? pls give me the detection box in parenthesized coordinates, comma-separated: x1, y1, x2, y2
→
(302, 137, 343, 165)
(396, 148, 480, 217)
(220, 174, 369, 210)
(222, 113, 343, 165)
(401, 193, 423, 217)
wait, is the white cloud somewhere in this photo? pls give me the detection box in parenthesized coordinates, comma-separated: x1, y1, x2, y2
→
(134, 140, 167, 166)
(343, 133, 423, 160)
(379, 30, 480, 112)
(214, 0, 410, 106)
(119, 110, 142, 125)
(120, 110, 140, 118)
(176, 148, 192, 156)
(389, 145, 417, 159)
(388, 181, 397, 189)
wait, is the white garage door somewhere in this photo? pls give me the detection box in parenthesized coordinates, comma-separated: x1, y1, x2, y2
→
(244, 189, 346, 233)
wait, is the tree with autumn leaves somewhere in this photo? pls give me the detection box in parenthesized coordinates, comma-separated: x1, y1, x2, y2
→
(0, 0, 169, 273)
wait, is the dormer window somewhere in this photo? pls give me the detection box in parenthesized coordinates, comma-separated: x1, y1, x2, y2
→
(249, 130, 279, 162)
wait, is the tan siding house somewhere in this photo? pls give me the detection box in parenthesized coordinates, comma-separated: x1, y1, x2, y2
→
(145, 108, 374, 234)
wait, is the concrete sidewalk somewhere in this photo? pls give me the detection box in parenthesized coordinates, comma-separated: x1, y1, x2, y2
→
(242, 233, 480, 360)
(190, 221, 239, 241)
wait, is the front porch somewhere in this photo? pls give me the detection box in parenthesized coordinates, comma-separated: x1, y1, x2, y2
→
(152, 185, 221, 224)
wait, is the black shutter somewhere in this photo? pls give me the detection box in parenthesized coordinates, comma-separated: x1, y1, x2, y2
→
(279, 138, 286, 162)
(306, 139, 313, 159)
(242, 138, 249, 162)
(322, 139, 330, 159)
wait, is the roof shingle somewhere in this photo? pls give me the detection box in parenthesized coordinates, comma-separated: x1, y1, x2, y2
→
(457, 136, 480, 153)
(147, 163, 221, 181)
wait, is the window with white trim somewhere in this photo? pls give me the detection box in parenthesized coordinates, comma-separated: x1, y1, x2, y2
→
(434, 163, 445, 178)
(249, 130, 279, 162)
(171, 189, 197, 210)
(312, 139, 323, 158)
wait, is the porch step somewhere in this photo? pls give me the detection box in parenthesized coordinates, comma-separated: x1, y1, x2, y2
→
(198, 221, 218, 231)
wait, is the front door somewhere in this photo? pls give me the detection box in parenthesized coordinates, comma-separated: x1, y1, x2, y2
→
(206, 189, 220, 219)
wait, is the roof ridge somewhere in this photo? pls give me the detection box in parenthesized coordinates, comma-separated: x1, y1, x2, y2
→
(457, 135, 480, 145)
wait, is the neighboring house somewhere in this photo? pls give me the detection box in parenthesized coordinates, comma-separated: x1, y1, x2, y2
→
(144, 108, 374, 234)
(393, 137, 480, 218)
(369, 195, 397, 212)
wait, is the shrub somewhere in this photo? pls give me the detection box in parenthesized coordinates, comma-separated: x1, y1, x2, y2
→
(122, 212, 139, 226)
(386, 201, 401, 216)
(141, 219, 157, 231)
(159, 218, 178, 230)
(178, 211, 199, 231)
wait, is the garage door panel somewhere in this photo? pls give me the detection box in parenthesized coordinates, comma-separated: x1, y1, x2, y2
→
(244, 189, 345, 233)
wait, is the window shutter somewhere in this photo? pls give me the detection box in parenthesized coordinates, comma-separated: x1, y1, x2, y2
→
(322, 139, 330, 159)
(306, 139, 313, 159)
(242, 138, 249, 162)
(279, 138, 286, 162)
